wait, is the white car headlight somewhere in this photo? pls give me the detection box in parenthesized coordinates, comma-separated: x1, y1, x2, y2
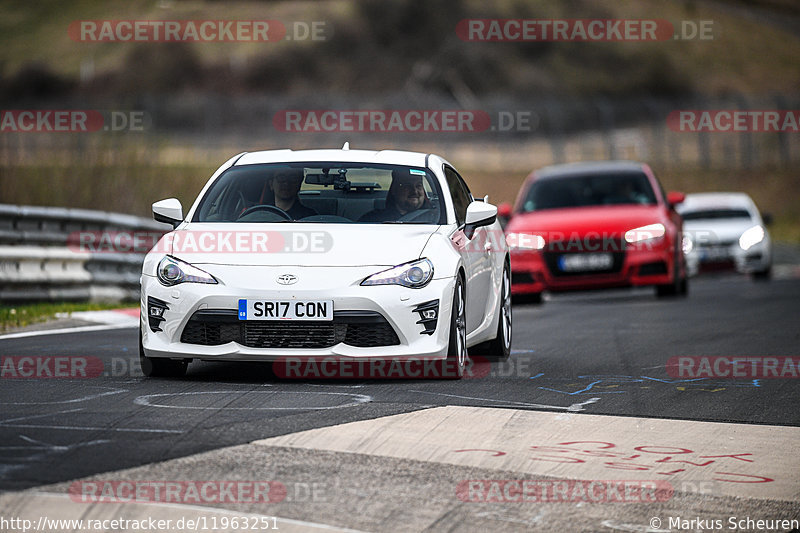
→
(682, 232, 694, 254)
(157, 256, 218, 286)
(506, 232, 546, 250)
(739, 225, 765, 251)
(361, 258, 434, 288)
(625, 223, 665, 244)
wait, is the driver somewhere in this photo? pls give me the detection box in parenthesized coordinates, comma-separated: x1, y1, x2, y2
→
(269, 168, 317, 219)
(360, 168, 430, 222)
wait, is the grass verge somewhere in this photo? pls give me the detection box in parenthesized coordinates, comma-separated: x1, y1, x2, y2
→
(0, 301, 138, 333)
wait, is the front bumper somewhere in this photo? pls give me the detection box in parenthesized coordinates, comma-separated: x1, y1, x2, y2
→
(510, 240, 674, 294)
(685, 242, 771, 276)
(140, 264, 455, 362)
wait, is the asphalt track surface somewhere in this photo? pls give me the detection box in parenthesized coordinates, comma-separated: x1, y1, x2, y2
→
(1, 274, 799, 531)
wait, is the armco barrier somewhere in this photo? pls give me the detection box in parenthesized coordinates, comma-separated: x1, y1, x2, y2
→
(0, 204, 169, 302)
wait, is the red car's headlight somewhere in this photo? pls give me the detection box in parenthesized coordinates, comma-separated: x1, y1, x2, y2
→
(625, 224, 665, 244)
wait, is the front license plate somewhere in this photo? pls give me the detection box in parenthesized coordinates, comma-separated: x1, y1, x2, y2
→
(238, 299, 333, 321)
(700, 247, 730, 262)
(558, 253, 613, 272)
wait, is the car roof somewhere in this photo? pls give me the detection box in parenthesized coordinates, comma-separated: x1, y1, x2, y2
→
(679, 192, 756, 211)
(234, 148, 430, 167)
(534, 160, 647, 180)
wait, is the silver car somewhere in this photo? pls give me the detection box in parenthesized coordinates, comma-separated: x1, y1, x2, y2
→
(678, 192, 772, 279)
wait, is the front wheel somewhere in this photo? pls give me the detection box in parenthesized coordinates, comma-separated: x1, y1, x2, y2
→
(139, 325, 188, 378)
(513, 292, 543, 305)
(752, 267, 772, 281)
(657, 248, 688, 298)
(445, 276, 468, 379)
(475, 264, 512, 360)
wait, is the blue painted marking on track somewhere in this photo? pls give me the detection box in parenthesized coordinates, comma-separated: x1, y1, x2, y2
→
(528, 373, 763, 395)
(539, 380, 627, 395)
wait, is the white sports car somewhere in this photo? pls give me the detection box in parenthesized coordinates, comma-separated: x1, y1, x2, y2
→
(139, 146, 511, 378)
(678, 192, 772, 279)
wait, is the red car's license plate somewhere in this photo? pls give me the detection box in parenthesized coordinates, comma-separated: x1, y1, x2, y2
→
(558, 253, 613, 272)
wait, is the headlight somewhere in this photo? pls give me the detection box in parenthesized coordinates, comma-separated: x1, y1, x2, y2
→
(506, 232, 546, 250)
(739, 225, 764, 251)
(157, 256, 217, 286)
(625, 223, 665, 244)
(361, 258, 434, 288)
(682, 232, 694, 254)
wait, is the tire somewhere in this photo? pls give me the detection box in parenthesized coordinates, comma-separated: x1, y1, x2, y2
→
(139, 325, 188, 378)
(512, 292, 543, 305)
(752, 267, 772, 281)
(483, 264, 512, 360)
(657, 247, 688, 298)
(445, 276, 468, 379)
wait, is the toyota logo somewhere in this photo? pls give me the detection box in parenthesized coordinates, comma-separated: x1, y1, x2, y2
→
(277, 274, 297, 285)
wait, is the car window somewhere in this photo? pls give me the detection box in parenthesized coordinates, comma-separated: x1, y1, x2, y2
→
(192, 163, 444, 224)
(444, 165, 472, 226)
(521, 171, 657, 212)
(681, 208, 753, 221)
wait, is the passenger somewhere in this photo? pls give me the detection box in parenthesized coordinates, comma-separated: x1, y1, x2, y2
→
(360, 169, 431, 222)
(606, 179, 640, 205)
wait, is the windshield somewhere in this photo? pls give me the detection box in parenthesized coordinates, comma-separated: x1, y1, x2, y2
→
(521, 172, 657, 212)
(193, 163, 444, 224)
(681, 208, 752, 221)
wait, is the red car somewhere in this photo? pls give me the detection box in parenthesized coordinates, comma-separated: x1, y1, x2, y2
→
(501, 161, 688, 303)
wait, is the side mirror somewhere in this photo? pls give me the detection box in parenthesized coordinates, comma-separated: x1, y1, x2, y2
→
(153, 198, 184, 228)
(666, 191, 686, 208)
(464, 201, 498, 239)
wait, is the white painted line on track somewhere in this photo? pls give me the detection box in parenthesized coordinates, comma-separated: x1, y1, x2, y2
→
(0, 408, 183, 434)
(133, 390, 373, 411)
(408, 389, 600, 412)
(0, 323, 136, 341)
(253, 405, 800, 501)
(0, 422, 183, 434)
(0, 388, 127, 405)
(0, 408, 84, 425)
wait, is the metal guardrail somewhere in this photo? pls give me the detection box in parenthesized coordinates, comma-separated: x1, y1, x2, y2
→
(0, 204, 170, 302)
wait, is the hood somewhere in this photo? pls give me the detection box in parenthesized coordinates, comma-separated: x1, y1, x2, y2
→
(683, 219, 758, 244)
(156, 223, 438, 267)
(507, 205, 666, 237)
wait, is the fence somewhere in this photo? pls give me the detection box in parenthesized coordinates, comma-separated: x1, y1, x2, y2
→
(0, 93, 798, 171)
(0, 204, 169, 302)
